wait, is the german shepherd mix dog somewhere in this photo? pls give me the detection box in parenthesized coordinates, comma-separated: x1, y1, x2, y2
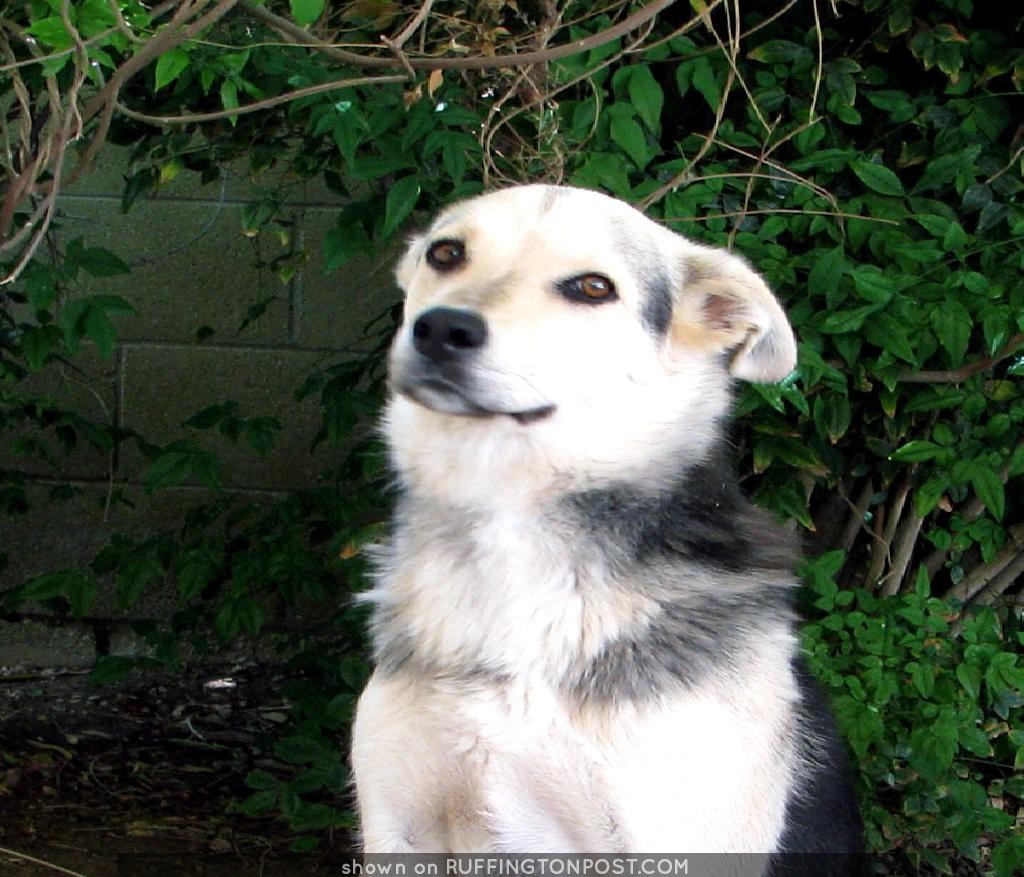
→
(351, 185, 862, 871)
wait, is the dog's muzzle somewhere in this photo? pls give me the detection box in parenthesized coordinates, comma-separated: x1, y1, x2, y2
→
(395, 306, 555, 425)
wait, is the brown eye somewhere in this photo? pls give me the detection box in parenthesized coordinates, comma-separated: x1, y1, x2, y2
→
(426, 239, 466, 272)
(558, 273, 618, 304)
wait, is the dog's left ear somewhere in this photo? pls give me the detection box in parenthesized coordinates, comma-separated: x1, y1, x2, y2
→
(671, 247, 797, 383)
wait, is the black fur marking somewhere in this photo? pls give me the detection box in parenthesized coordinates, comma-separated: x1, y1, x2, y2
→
(562, 447, 798, 703)
(566, 447, 796, 574)
(611, 227, 674, 337)
(567, 586, 795, 705)
(640, 266, 673, 337)
(770, 658, 864, 873)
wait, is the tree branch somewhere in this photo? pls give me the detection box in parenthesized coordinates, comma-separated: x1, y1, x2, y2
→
(942, 523, 1024, 604)
(116, 73, 409, 125)
(898, 333, 1024, 384)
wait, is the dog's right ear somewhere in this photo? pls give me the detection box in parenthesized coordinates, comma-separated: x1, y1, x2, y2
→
(670, 247, 797, 384)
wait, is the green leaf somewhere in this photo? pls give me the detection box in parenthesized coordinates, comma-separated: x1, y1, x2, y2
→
(145, 450, 194, 492)
(850, 160, 905, 197)
(290, 0, 324, 27)
(971, 465, 1005, 521)
(890, 440, 941, 463)
(236, 789, 279, 816)
(850, 268, 895, 305)
(89, 656, 139, 685)
(865, 313, 916, 364)
(83, 305, 117, 357)
(220, 79, 240, 123)
(21, 326, 56, 371)
(117, 552, 163, 609)
(20, 571, 78, 604)
(323, 222, 372, 272)
(748, 40, 811, 64)
(690, 57, 721, 112)
(184, 402, 239, 430)
(610, 115, 650, 169)
(909, 709, 958, 781)
(956, 664, 982, 699)
(177, 544, 222, 601)
(993, 837, 1024, 877)
(26, 17, 73, 51)
(931, 299, 972, 367)
(381, 176, 421, 238)
(808, 245, 846, 306)
(957, 724, 992, 758)
(245, 769, 281, 791)
(819, 303, 882, 334)
(67, 573, 97, 618)
(627, 66, 664, 131)
(155, 47, 191, 91)
(274, 734, 328, 765)
(66, 239, 131, 276)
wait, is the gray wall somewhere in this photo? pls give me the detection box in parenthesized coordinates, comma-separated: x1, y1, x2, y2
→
(0, 149, 401, 666)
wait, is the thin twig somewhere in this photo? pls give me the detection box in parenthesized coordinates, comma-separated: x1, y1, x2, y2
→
(662, 207, 898, 225)
(985, 143, 1024, 185)
(0, 846, 90, 877)
(839, 477, 875, 553)
(116, 73, 408, 125)
(809, 0, 824, 123)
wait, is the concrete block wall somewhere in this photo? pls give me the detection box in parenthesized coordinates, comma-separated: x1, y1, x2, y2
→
(0, 148, 401, 667)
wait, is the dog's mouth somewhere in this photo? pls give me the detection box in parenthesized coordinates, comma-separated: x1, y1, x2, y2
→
(397, 378, 555, 425)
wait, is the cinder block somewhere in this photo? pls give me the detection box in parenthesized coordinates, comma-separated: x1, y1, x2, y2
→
(119, 344, 351, 490)
(54, 197, 293, 345)
(295, 207, 403, 351)
(64, 143, 306, 204)
(0, 619, 95, 667)
(0, 482, 278, 620)
(0, 346, 117, 481)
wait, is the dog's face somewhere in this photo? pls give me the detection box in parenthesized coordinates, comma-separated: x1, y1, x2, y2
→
(386, 185, 796, 504)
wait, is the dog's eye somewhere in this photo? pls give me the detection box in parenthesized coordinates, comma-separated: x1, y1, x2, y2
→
(559, 273, 618, 304)
(426, 239, 466, 272)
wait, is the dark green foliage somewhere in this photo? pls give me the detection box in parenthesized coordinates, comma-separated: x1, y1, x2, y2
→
(1, 0, 1022, 869)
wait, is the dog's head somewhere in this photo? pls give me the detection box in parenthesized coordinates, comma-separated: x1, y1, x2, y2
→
(386, 185, 796, 503)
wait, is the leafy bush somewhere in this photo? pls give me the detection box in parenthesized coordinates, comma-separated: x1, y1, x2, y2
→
(1, 0, 1022, 870)
(803, 554, 1024, 874)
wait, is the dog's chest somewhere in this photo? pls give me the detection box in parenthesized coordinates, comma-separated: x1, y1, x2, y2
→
(379, 507, 644, 678)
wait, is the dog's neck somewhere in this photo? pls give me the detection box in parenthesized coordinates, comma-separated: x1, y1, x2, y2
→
(369, 445, 796, 693)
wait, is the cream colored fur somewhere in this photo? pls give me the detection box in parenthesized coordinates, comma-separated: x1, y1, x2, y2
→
(351, 185, 801, 860)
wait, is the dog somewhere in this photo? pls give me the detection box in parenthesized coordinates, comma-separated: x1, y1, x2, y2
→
(350, 185, 862, 871)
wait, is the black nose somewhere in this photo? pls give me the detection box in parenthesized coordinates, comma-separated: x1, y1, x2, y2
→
(412, 307, 488, 362)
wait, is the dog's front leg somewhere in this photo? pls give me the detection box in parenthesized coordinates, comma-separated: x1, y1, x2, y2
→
(351, 670, 455, 852)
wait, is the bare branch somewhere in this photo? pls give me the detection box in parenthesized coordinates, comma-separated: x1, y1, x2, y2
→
(898, 333, 1024, 384)
(387, 0, 435, 52)
(880, 503, 925, 596)
(839, 477, 875, 554)
(946, 524, 1024, 629)
(662, 207, 898, 225)
(116, 73, 409, 125)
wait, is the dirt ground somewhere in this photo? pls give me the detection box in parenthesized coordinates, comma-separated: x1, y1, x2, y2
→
(0, 662, 354, 877)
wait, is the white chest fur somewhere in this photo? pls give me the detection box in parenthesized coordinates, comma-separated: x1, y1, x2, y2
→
(354, 505, 799, 856)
